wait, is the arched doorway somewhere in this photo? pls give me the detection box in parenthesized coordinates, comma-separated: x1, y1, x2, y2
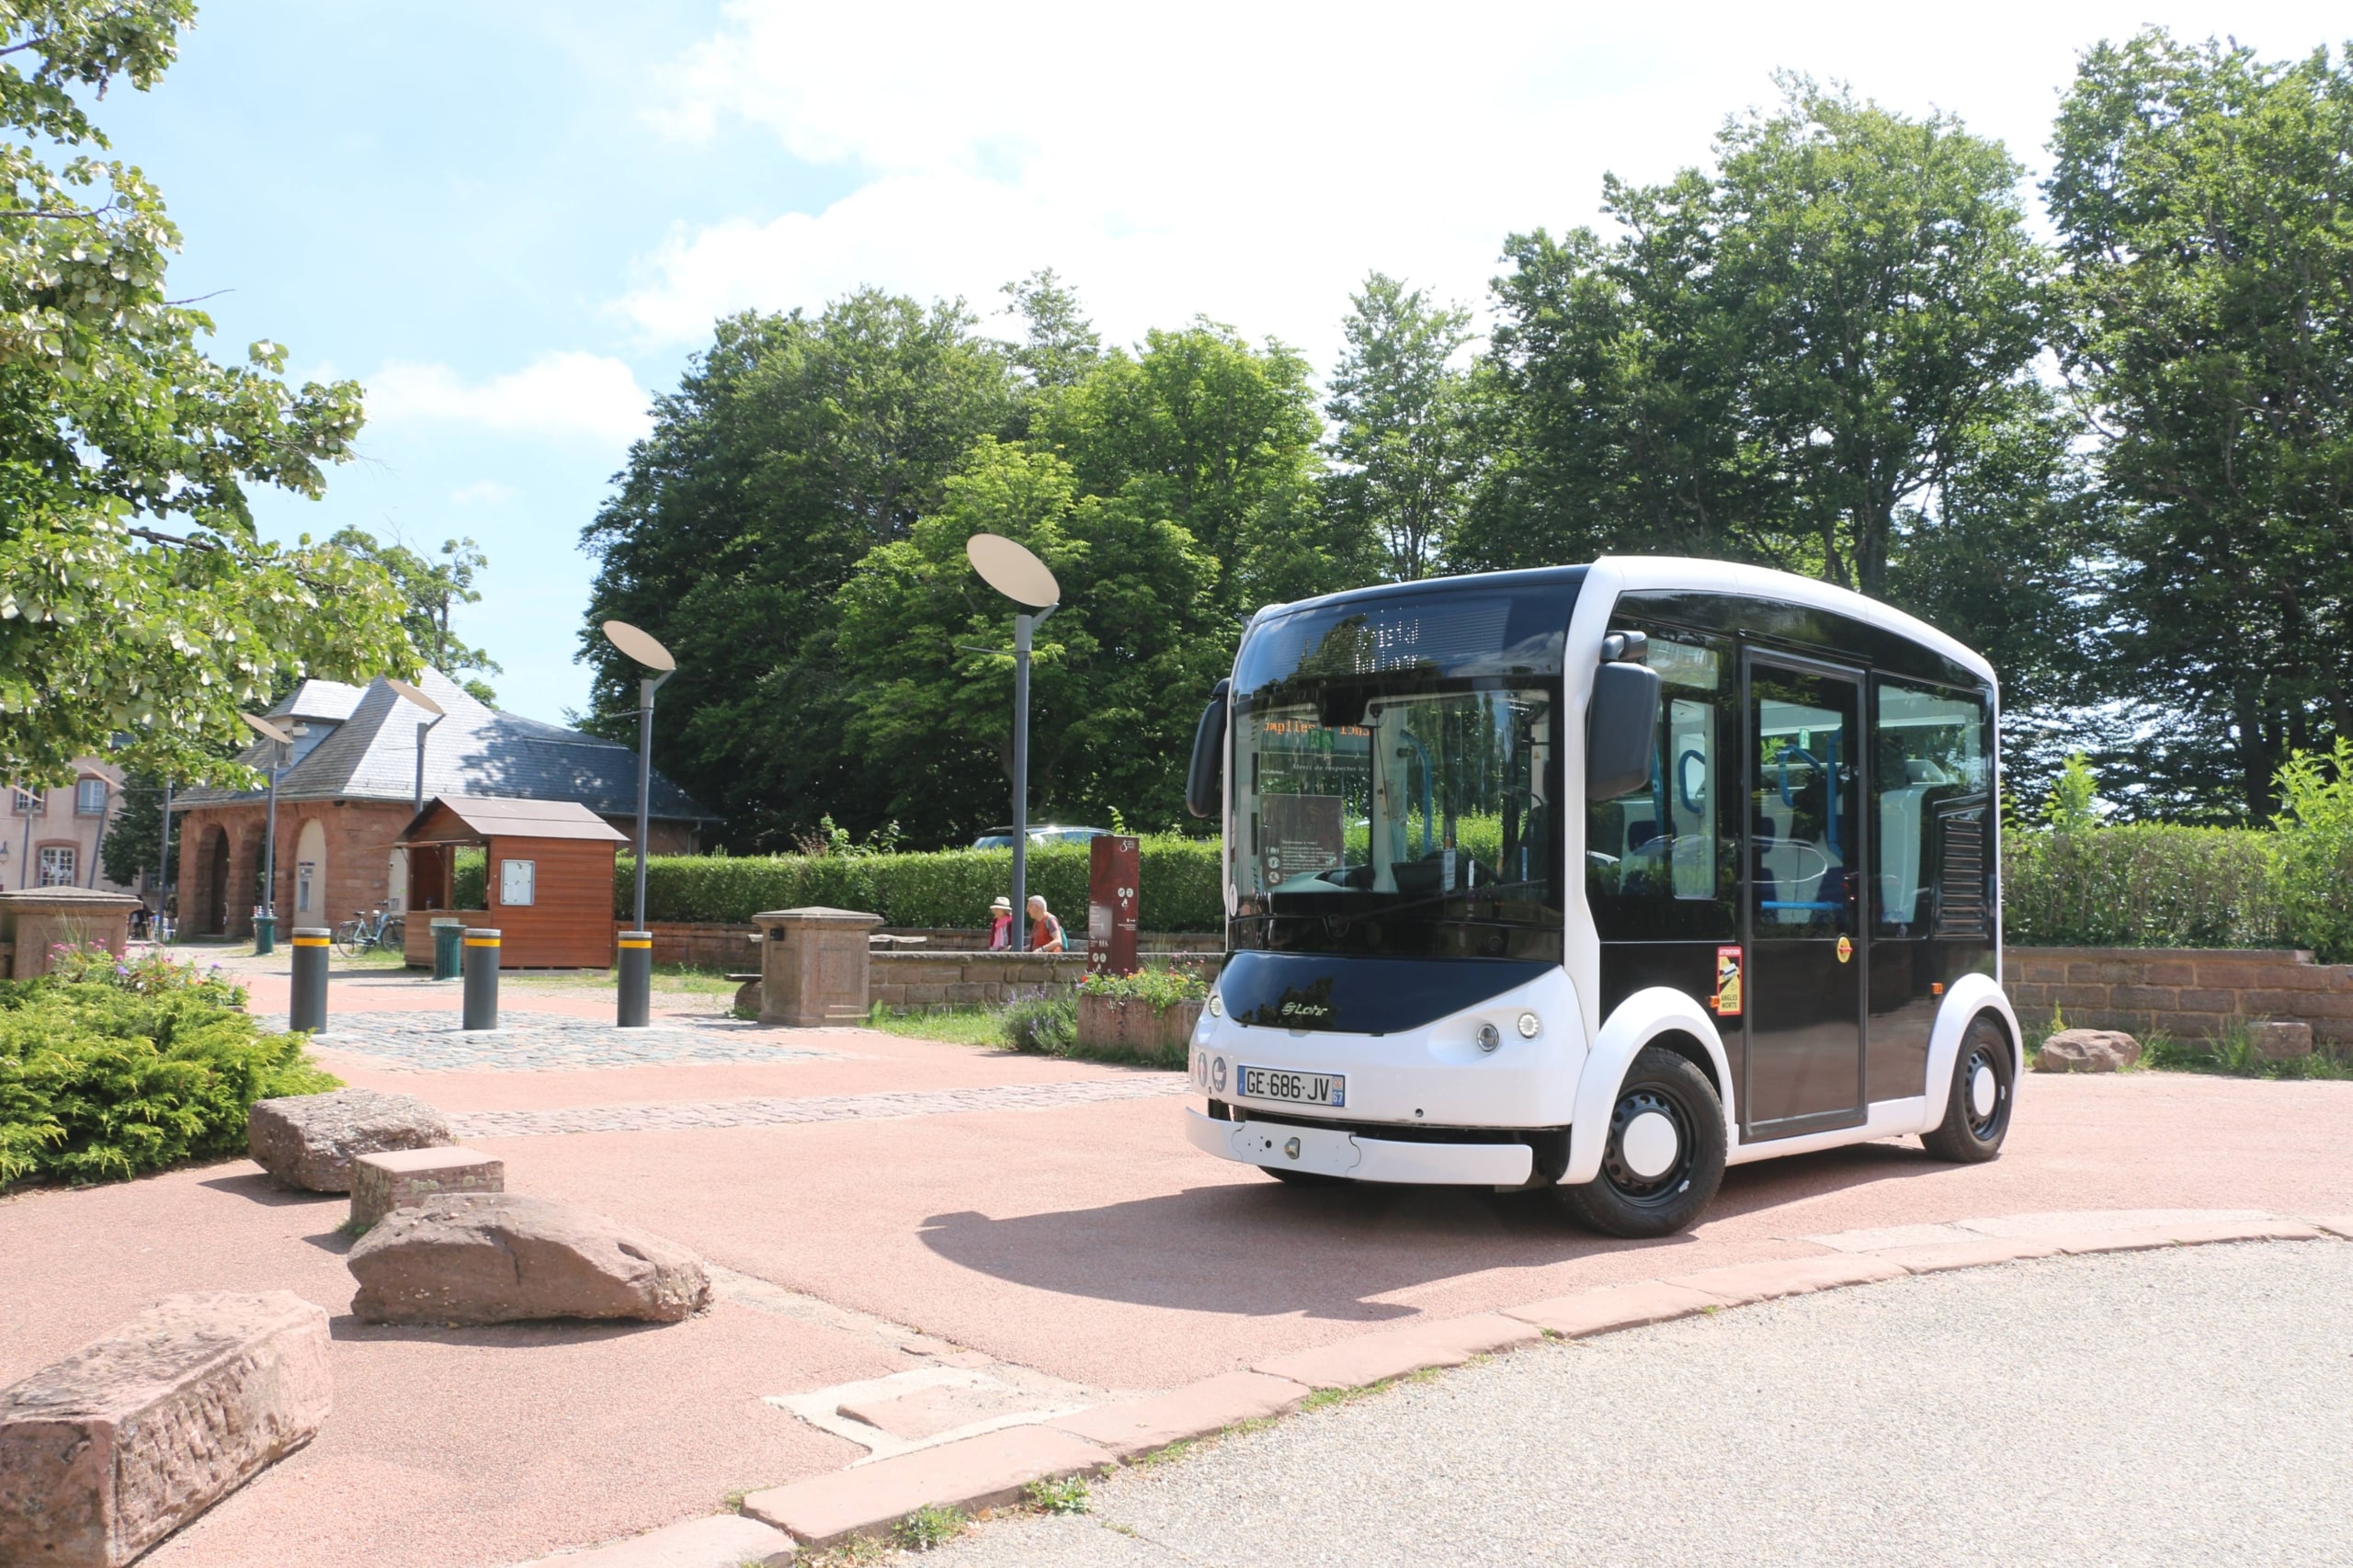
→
(199, 825, 231, 935)
(294, 818, 328, 925)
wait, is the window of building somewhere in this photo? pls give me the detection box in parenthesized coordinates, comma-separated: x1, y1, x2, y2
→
(38, 846, 75, 886)
(74, 778, 108, 815)
(498, 858, 536, 907)
(1870, 680, 1993, 937)
(1588, 630, 1738, 940)
(12, 788, 40, 815)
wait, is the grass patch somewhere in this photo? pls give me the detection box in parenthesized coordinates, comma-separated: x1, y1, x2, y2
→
(892, 1504, 968, 1551)
(1024, 1474, 1090, 1515)
(2139, 1017, 2353, 1081)
(864, 1004, 1010, 1048)
(798, 1535, 894, 1567)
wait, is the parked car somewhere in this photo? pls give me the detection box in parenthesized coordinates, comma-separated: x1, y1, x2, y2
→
(971, 824, 1109, 849)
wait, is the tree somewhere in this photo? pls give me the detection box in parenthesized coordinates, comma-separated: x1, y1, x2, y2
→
(328, 530, 500, 701)
(832, 438, 1227, 838)
(2047, 31, 2353, 823)
(1463, 77, 2055, 602)
(1000, 268, 1100, 393)
(1324, 273, 1476, 581)
(580, 292, 1022, 847)
(0, 1, 411, 787)
(1033, 317, 1347, 615)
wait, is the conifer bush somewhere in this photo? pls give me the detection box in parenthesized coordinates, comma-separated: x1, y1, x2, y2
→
(0, 949, 339, 1186)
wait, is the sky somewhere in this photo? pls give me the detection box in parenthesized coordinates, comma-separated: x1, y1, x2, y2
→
(102, 0, 2349, 724)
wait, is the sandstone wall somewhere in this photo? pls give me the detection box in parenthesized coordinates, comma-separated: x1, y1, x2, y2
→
(2006, 947, 2353, 1049)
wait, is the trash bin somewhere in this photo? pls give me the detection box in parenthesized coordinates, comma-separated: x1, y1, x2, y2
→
(431, 918, 464, 982)
(253, 913, 277, 956)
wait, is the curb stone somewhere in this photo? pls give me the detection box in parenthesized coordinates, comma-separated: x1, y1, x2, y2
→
(721, 1212, 2342, 1549)
(504, 1513, 795, 1566)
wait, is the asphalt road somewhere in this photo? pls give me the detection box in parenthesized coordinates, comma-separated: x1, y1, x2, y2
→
(927, 1240, 2353, 1567)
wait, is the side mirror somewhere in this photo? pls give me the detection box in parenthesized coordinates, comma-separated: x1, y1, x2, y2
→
(1586, 662, 1661, 800)
(1185, 679, 1231, 819)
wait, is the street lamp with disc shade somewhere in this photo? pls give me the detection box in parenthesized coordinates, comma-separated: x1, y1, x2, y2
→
(601, 619, 676, 1028)
(240, 712, 294, 951)
(385, 678, 447, 819)
(965, 533, 1063, 937)
(966, 534, 1061, 609)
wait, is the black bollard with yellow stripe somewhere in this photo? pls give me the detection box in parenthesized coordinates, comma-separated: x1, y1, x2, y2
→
(461, 927, 501, 1031)
(290, 926, 330, 1033)
(617, 930, 654, 1028)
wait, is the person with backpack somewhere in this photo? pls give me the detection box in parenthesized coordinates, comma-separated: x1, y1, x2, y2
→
(1027, 894, 1065, 951)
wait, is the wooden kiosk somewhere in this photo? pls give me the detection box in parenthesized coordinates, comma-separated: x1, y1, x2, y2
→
(397, 797, 628, 969)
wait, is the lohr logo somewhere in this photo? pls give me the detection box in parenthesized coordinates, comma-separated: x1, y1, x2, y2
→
(1279, 999, 1332, 1021)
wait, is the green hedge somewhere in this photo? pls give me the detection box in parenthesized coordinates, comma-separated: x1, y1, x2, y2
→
(626, 835, 1224, 931)
(2002, 825, 2290, 949)
(628, 823, 2340, 957)
(1, 970, 342, 1185)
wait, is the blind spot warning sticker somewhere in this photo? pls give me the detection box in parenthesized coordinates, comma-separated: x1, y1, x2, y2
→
(1712, 946, 1744, 1016)
(1836, 935, 1855, 964)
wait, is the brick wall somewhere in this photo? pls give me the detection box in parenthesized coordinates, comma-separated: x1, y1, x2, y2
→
(2006, 947, 2353, 1049)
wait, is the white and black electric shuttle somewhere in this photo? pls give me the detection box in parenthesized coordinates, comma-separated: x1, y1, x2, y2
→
(1181, 557, 2020, 1236)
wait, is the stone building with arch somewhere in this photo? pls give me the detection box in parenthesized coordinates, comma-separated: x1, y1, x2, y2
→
(171, 669, 709, 939)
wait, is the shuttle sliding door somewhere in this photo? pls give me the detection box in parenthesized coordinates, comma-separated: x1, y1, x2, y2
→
(1743, 654, 1866, 1136)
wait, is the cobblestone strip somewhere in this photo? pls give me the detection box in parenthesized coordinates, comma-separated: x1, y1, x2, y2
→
(448, 1074, 1191, 1138)
(290, 1010, 848, 1073)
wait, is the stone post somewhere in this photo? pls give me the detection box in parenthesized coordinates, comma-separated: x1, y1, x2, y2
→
(753, 906, 881, 1027)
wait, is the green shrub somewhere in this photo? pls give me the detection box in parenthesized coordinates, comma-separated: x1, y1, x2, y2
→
(452, 846, 487, 911)
(0, 963, 340, 1186)
(999, 991, 1077, 1054)
(2001, 825, 2286, 949)
(625, 835, 1224, 931)
(2275, 739, 2353, 964)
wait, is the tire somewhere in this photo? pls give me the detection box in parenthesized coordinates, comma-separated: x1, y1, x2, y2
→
(331, 921, 360, 959)
(1922, 1014, 2014, 1163)
(1559, 1045, 1727, 1238)
(381, 918, 405, 951)
(1262, 1165, 1348, 1187)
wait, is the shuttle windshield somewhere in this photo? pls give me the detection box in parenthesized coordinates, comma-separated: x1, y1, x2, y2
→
(1227, 579, 1575, 961)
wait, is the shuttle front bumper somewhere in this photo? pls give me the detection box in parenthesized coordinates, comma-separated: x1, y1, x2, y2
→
(1184, 1108, 1536, 1187)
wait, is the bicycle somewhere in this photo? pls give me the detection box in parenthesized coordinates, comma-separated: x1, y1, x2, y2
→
(332, 907, 406, 959)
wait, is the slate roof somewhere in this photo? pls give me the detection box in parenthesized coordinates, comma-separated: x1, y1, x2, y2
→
(174, 668, 710, 823)
(398, 797, 632, 846)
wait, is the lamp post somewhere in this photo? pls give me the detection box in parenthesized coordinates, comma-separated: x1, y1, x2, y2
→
(385, 677, 447, 820)
(241, 712, 293, 954)
(964, 535, 1062, 930)
(600, 619, 675, 1028)
(155, 779, 173, 937)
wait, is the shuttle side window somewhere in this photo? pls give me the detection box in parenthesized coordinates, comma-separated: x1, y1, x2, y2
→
(1870, 680, 1991, 937)
(1587, 629, 1736, 940)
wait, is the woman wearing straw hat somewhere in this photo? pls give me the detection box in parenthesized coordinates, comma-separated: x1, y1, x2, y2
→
(986, 895, 1015, 951)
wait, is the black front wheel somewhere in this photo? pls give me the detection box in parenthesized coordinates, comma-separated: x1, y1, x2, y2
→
(1559, 1046, 1727, 1238)
(1922, 1015, 2014, 1163)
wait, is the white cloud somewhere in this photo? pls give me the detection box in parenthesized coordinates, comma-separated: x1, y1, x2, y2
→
(366, 352, 652, 444)
(448, 479, 521, 506)
(620, 0, 2348, 370)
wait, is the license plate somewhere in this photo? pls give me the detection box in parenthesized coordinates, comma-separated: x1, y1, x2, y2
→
(1236, 1066, 1345, 1108)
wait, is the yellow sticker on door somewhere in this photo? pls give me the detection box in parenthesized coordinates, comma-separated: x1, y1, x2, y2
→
(1712, 945, 1744, 1016)
(1836, 935, 1854, 964)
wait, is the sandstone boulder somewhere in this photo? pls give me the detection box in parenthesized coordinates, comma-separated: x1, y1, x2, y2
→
(2035, 1028, 2143, 1073)
(349, 1146, 505, 1230)
(248, 1088, 452, 1192)
(0, 1291, 330, 1568)
(347, 1194, 710, 1324)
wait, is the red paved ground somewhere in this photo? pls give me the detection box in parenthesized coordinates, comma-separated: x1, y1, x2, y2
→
(5, 956, 2350, 1567)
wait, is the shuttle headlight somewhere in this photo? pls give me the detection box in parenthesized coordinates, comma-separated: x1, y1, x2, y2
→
(1207, 992, 1223, 1017)
(1518, 1011, 1542, 1039)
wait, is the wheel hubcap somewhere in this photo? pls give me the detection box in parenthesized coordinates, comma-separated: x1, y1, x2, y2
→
(1601, 1087, 1695, 1203)
(1963, 1046, 2005, 1139)
(1620, 1110, 1679, 1179)
(1969, 1062, 1997, 1120)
